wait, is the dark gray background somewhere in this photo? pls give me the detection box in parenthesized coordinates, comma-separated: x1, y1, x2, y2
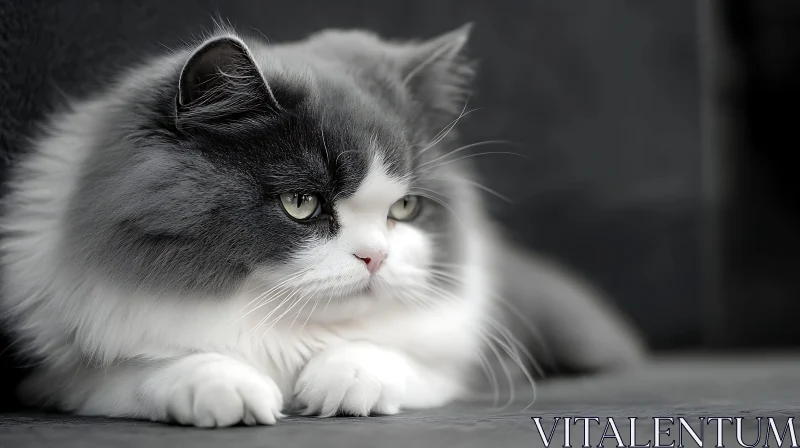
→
(5, 2, 800, 446)
(0, 0, 703, 350)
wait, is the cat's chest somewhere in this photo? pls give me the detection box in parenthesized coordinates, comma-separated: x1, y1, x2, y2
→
(237, 298, 480, 379)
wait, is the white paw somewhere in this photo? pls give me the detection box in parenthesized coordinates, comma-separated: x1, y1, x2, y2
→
(294, 342, 411, 417)
(165, 357, 284, 427)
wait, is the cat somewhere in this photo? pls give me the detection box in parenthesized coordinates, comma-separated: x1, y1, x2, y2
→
(0, 24, 644, 427)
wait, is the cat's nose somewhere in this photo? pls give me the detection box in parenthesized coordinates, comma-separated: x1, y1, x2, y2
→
(354, 250, 386, 274)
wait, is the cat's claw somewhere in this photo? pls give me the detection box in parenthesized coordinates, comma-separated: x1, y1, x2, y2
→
(164, 357, 284, 427)
(294, 342, 409, 417)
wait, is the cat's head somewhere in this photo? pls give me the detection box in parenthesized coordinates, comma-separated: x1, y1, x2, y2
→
(67, 25, 481, 317)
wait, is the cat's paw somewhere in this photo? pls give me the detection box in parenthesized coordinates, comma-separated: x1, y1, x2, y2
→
(165, 356, 284, 427)
(294, 342, 411, 417)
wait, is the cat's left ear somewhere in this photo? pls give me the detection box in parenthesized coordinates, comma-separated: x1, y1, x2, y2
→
(176, 35, 281, 130)
(400, 23, 475, 120)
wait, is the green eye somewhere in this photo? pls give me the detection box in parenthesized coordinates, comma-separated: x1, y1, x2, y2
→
(279, 193, 321, 221)
(388, 195, 421, 221)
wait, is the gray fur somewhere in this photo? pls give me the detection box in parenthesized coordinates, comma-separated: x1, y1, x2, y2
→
(53, 26, 473, 299)
(1, 24, 644, 420)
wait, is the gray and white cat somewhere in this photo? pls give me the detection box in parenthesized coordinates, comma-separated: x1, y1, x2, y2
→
(0, 24, 644, 427)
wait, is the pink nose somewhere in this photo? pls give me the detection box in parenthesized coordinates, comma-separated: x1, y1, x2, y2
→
(354, 250, 386, 274)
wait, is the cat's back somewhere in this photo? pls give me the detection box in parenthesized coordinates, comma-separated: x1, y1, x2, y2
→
(0, 49, 181, 313)
(0, 96, 110, 314)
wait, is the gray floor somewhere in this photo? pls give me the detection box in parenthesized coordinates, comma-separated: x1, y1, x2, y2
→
(1, 354, 798, 447)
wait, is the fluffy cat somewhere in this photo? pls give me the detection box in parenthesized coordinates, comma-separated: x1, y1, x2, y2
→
(0, 24, 644, 427)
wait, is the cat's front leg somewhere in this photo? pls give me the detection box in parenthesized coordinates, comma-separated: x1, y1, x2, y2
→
(293, 341, 464, 417)
(31, 353, 284, 427)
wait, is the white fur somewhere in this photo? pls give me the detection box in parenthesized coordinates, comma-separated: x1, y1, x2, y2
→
(1, 103, 493, 425)
(1, 31, 644, 428)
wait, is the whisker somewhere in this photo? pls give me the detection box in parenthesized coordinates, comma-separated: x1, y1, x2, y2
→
(238, 270, 309, 314)
(475, 344, 501, 408)
(415, 103, 479, 159)
(423, 98, 471, 146)
(260, 287, 313, 335)
(425, 267, 541, 410)
(241, 269, 305, 300)
(422, 151, 530, 173)
(484, 317, 538, 411)
(490, 295, 555, 372)
(413, 192, 465, 229)
(427, 176, 512, 203)
(300, 291, 324, 330)
(477, 330, 516, 410)
(236, 285, 294, 328)
(235, 271, 310, 324)
(410, 186, 453, 202)
(248, 285, 304, 337)
(418, 140, 515, 169)
(320, 114, 330, 165)
(321, 290, 336, 314)
(289, 289, 318, 329)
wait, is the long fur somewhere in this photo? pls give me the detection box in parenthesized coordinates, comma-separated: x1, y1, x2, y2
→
(0, 25, 644, 427)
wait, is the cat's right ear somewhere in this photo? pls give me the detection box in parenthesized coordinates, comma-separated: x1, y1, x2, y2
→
(398, 24, 475, 127)
(176, 35, 281, 129)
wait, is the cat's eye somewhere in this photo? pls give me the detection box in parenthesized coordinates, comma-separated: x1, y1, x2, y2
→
(279, 193, 321, 221)
(388, 195, 421, 222)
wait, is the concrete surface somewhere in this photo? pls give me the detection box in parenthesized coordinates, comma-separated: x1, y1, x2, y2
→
(1, 354, 798, 447)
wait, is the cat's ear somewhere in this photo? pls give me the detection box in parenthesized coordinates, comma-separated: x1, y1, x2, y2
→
(176, 35, 281, 128)
(400, 23, 475, 119)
